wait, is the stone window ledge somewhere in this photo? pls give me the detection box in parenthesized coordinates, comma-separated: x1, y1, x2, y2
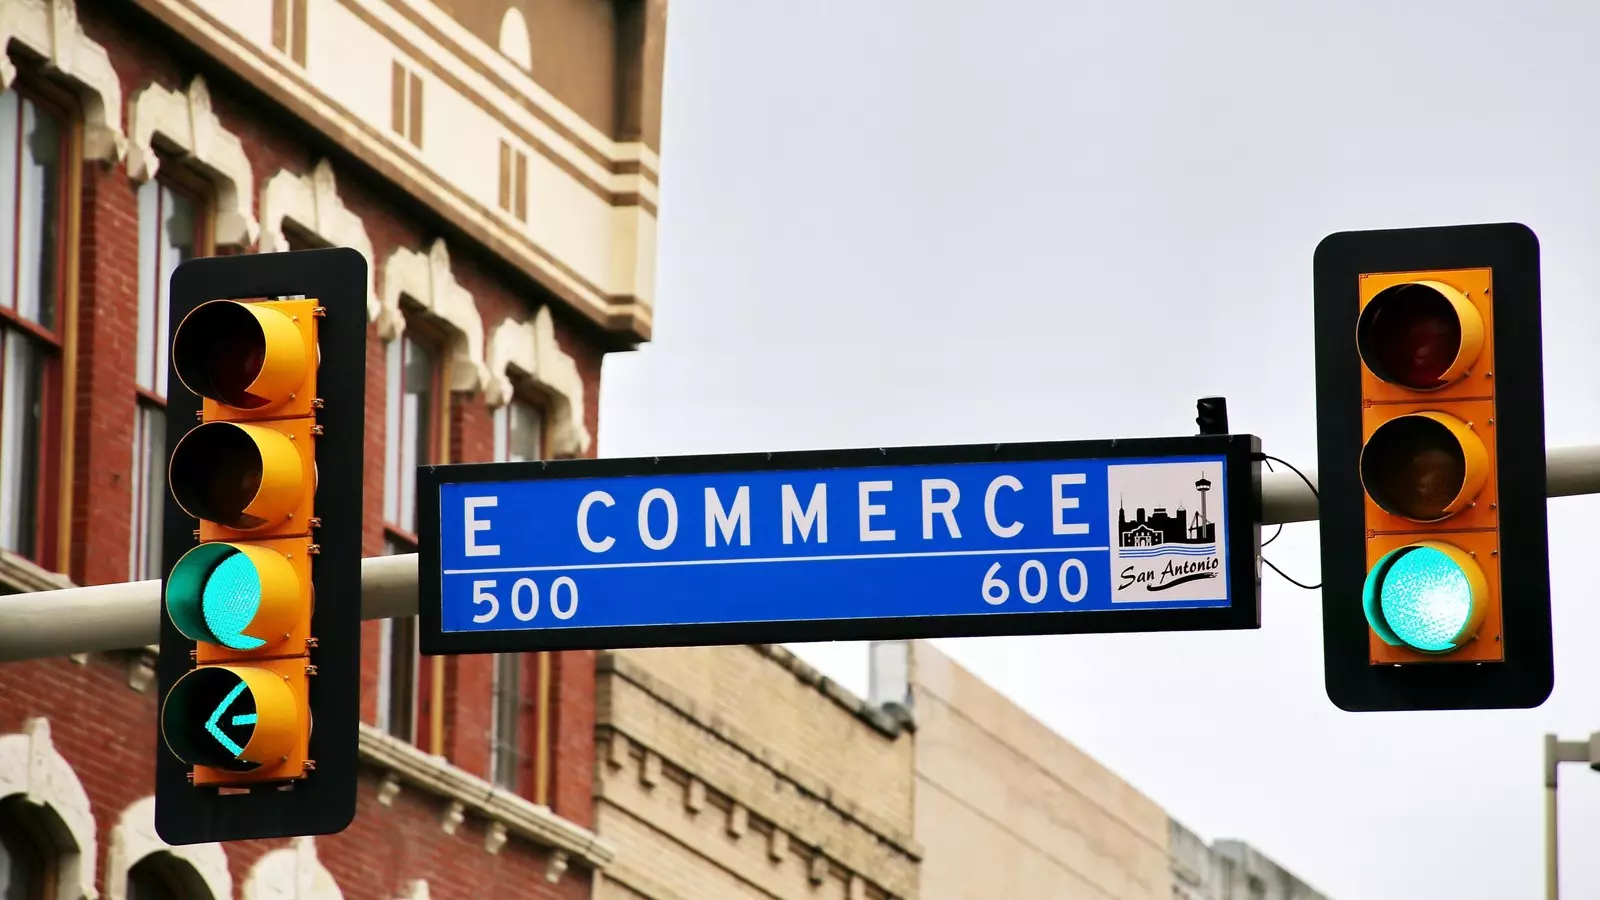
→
(359, 724, 615, 872)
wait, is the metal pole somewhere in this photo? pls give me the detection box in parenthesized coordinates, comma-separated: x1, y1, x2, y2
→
(1, 444, 1599, 663)
(0, 552, 417, 662)
(1543, 734, 1596, 900)
(1259, 443, 1600, 525)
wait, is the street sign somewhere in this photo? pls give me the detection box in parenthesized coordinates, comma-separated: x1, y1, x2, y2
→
(419, 435, 1262, 655)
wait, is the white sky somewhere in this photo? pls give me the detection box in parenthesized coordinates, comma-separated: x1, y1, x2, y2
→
(598, 2, 1600, 897)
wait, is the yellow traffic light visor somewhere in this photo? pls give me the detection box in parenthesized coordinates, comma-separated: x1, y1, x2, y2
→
(1356, 280, 1485, 390)
(161, 665, 302, 771)
(172, 299, 310, 410)
(1359, 411, 1489, 522)
(167, 542, 304, 651)
(1363, 541, 1489, 654)
(169, 422, 306, 531)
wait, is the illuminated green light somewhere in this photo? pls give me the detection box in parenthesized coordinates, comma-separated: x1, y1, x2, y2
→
(167, 543, 263, 649)
(202, 551, 264, 650)
(1363, 544, 1481, 653)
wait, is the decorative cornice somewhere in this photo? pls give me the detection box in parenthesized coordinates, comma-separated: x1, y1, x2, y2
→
(127, 75, 260, 247)
(380, 239, 492, 393)
(358, 724, 616, 872)
(240, 837, 342, 900)
(260, 160, 381, 322)
(485, 307, 591, 457)
(597, 652, 921, 860)
(0, 0, 126, 161)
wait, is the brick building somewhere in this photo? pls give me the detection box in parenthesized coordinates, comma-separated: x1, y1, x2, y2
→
(593, 645, 920, 900)
(0, 0, 666, 897)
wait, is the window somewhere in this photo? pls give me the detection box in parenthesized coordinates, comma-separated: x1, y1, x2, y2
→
(378, 329, 444, 742)
(132, 176, 207, 581)
(489, 653, 521, 790)
(0, 87, 68, 566)
(271, 0, 308, 67)
(0, 798, 54, 900)
(126, 853, 194, 900)
(497, 140, 527, 222)
(489, 396, 543, 792)
(493, 396, 543, 463)
(390, 61, 423, 148)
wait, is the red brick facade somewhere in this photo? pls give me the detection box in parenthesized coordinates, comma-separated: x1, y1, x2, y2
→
(0, 1, 612, 897)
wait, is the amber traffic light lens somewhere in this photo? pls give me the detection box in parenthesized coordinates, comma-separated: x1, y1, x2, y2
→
(1360, 413, 1489, 521)
(169, 422, 305, 531)
(1357, 283, 1474, 389)
(173, 300, 309, 410)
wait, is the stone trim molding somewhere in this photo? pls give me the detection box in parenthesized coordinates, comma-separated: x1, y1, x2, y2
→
(259, 160, 380, 322)
(0, 718, 98, 900)
(126, 74, 259, 247)
(379, 239, 491, 393)
(358, 723, 615, 872)
(104, 796, 231, 900)
(485, 307, 591, 458)
(240, 836, 341, 900)
(599, 731, 911, 900)
(0, 0, 126, 161)
(596, 655, 922, 860)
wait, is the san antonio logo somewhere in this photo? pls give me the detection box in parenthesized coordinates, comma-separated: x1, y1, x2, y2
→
(1105, 463, 1228, 603)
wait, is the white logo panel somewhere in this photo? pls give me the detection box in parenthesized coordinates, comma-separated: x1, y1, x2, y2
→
(1106, 462, 1228, 603)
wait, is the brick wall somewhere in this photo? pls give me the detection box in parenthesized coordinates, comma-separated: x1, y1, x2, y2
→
(594, 646, 921, 900)
(0, 654, 589, 900)
(0, 0, 611, 895)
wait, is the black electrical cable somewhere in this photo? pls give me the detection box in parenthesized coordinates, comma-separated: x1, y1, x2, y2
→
(1253, 452, 1322, 590)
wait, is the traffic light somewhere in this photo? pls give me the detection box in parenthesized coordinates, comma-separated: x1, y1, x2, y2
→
(155, 248, 368, 844)
(1313, 222, 1552, 712)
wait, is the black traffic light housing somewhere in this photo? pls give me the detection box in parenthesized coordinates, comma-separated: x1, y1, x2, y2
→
(155, 248, 368, 843)
(1312, 222, 1552, 712)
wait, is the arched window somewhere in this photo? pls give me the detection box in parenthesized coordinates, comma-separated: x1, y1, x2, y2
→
(125, 852, 207, 900)
(0, 795, 55, 900)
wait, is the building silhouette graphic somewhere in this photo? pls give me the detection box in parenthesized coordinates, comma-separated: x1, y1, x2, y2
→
(1118, 473, 1217, 548)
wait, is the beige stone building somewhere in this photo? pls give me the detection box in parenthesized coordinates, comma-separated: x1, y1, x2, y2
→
(593, 645, 921, 900)
(868, 640, 1331, 900)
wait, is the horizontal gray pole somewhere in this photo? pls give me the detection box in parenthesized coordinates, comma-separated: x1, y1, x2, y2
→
(1261, 443, 1600, 525)
(1, 444, 1598, 663)
(0, 553, 417, 663)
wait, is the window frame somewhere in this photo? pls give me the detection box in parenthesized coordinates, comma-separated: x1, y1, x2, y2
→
(129, 164, 214, 582)
(377, 307, 451, 745)
(488, 383, 550, 800)
(0, 74, 79, 571)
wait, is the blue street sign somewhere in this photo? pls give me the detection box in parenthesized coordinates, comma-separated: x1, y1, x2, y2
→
(418, 436, 1261, 655)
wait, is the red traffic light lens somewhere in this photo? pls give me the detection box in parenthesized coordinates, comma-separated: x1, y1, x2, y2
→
(173, 300, 310, 410)
(1357, 282, 1480, 390)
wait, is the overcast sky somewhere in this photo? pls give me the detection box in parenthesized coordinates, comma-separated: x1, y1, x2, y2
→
(598, 2, 1600, 897)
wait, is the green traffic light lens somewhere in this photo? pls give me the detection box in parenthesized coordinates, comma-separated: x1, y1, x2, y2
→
(204, 552, 265, 650)
(161, 666, 262, 771)
(167, 543, 264, 650)
(1363, 543, 1485, 653)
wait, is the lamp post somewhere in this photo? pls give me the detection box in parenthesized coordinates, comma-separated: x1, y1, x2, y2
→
(1543, 732, 1600, 900)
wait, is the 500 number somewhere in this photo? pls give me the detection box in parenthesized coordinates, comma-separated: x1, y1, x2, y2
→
(471, 577, 579, 624)
(982, 559, 1088, 606)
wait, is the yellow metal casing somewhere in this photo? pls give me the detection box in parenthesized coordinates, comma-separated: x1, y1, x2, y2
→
(1356, 267, 1503, 664)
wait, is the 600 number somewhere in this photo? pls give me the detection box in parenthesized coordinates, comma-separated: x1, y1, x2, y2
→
(471, 577, 579, 624)
(981, 559, 1088, 606)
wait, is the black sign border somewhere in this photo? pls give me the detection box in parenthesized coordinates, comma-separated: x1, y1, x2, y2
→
(418, 433, 1263, 655)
